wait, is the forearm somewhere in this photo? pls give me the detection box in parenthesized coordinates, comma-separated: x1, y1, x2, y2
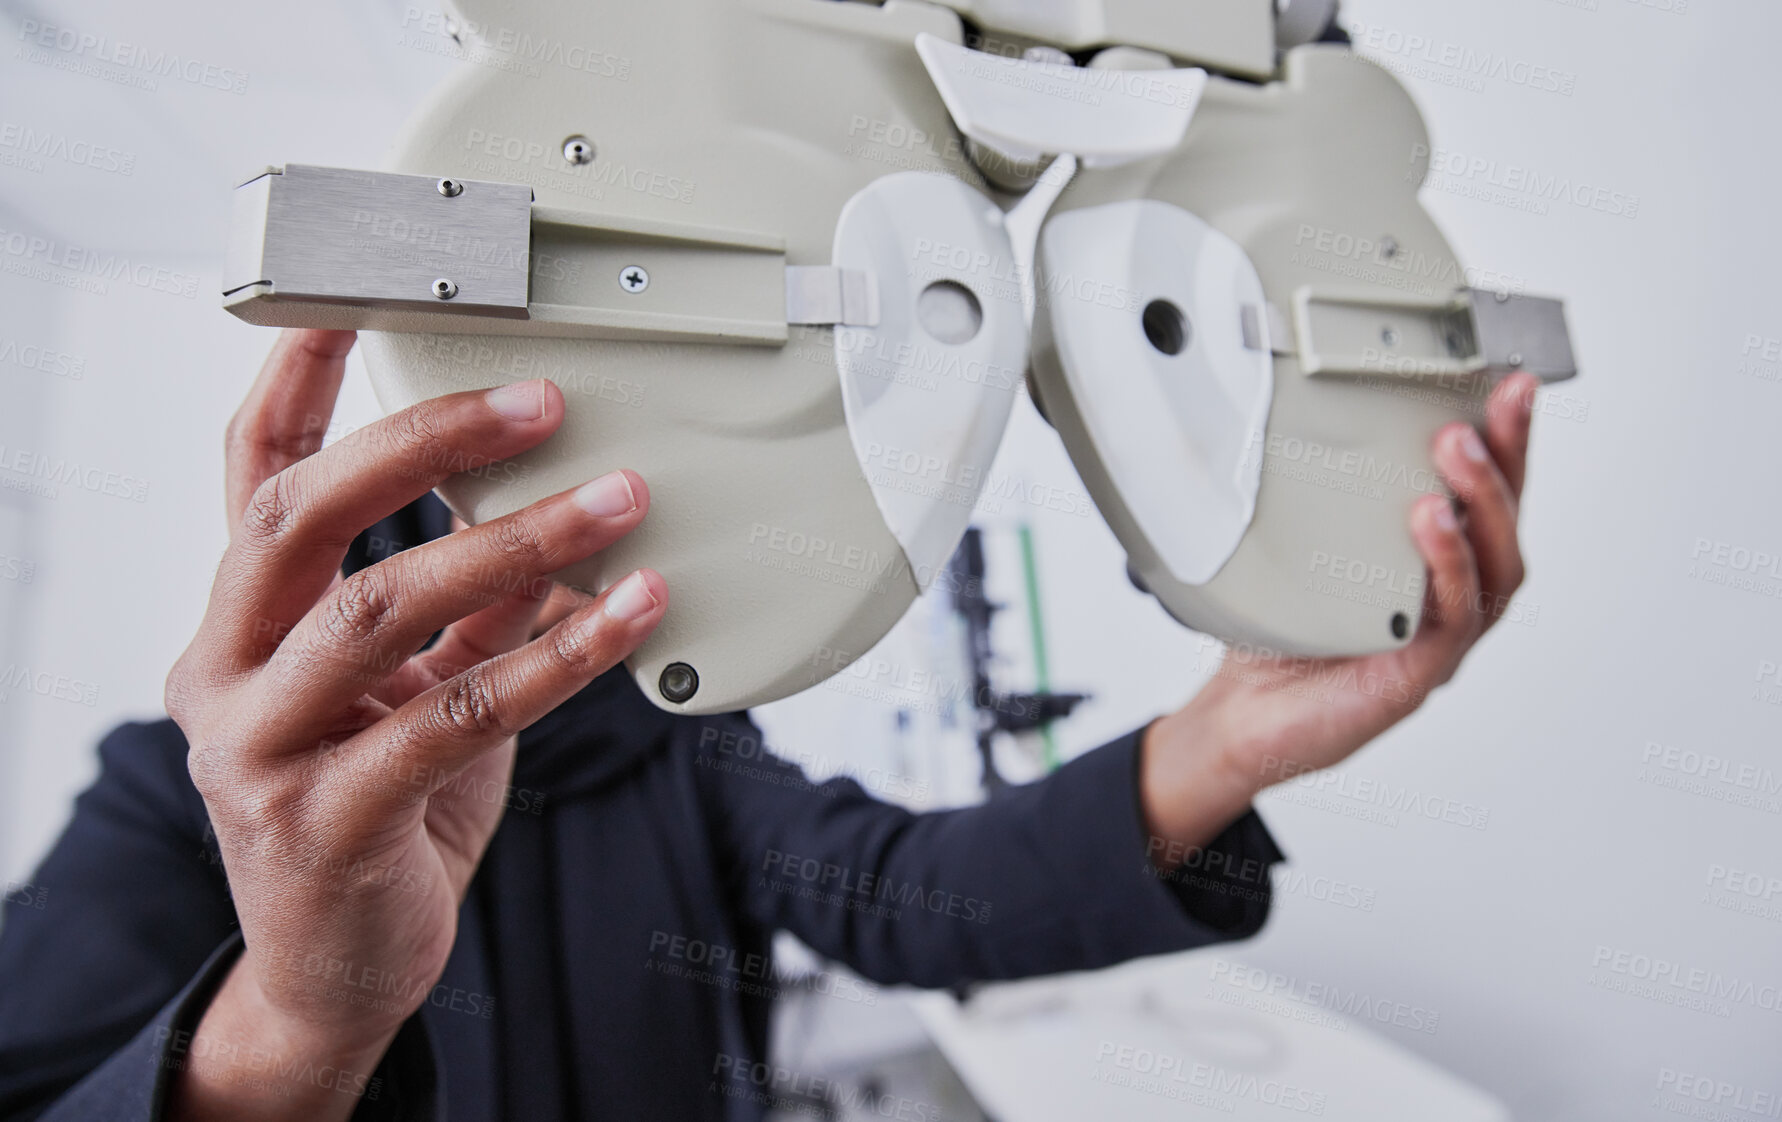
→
(703, 706, 1280, 988)
(166, 958, 396, 1122)
(1139, 675, 1273, 869)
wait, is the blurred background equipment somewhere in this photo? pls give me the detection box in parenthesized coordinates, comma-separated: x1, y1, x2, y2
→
(947, 526, 1087, 792)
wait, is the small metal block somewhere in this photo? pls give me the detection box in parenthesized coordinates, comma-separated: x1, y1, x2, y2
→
(1465, 289, 1576, 381)
(223, 165, 532, 314)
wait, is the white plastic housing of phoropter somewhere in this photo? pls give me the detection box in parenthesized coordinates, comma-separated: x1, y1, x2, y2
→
(220, 0, 1574, 713)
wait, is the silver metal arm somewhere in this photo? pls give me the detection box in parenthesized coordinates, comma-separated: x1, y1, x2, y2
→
(224, 164, 878, 345)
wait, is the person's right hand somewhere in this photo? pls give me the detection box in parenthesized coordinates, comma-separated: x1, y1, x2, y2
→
(162, 329, 667, 1121)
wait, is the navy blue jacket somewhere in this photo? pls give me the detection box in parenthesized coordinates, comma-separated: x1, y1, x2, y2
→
(0, 504, 1283, 1121)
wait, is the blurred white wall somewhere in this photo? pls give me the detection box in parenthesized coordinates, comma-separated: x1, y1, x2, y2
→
(0, 1, 1777, 1120)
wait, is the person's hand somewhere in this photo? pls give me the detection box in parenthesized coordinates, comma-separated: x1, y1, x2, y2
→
(162, 330, 667, 1121)
(1141, 374, 1539, 860)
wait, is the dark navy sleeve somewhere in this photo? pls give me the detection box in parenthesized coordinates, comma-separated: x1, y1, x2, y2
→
(690, 717, 1286, 989)
(0, 721, 437, 1121)
(0, 721, 236, 1119)
(19, 937, 243, 1122)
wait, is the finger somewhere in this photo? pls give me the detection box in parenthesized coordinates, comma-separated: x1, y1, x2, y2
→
(349, 570, 667, 807)
(251, 471, 649, 736)
(1400, 495, 1482, 686)
(213, 380, 567, 662)
(225, 330, 356, 529)
(422, 736, 523, 894)
(373, 584, 554, 709)
(1484, 372, 1538, 500)
(1432, 422, 1524, 614)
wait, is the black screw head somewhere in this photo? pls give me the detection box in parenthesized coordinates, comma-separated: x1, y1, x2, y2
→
(660, 662, 699, 704)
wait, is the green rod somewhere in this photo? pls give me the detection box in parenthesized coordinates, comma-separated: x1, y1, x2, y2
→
(1017, 523, 1059, 772)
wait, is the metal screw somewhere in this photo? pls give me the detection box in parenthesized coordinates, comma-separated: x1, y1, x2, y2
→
(1495, 290, 1512, 303)
(432, 278, 458, 300)
(660, 662, 699, 704)
(436, 178, 463, 198)
(563, 136, 594, 165)
(1508, 352, 1524, 368)
(1382, 325, 1400, 347)
(1380, 236, 1400, 260)
(618, 265, 650, 294)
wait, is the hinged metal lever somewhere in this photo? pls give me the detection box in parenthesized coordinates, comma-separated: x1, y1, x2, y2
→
(1288, 286, 1578, 383)
(222, 164, 879, 345)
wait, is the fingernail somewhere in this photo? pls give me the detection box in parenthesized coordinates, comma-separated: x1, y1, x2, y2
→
(486, 380, 546, 421)
(575, 471, 637, 517)
(603, 571, 659, 621)
(1433, 501, 1459, 532)
(1458, 427, 1489, 463)
(1518, 375, 1539, 416)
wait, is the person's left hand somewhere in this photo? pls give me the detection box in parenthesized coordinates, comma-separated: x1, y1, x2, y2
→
(1140, 373, 1539, 859)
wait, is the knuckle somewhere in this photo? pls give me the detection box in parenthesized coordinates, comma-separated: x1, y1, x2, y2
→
(435, 665, 507, 738)
(1413, 648, 1461, 691)
(185, 740, 214, 786)
(165, 652, 236, 735)
(486, 511, 552, 578)
(222, 780, 311, 844)
(163, 659, 194, 725)
(316, 571, 401, 648)
(226, 412, 322, 473)
(385, 404, 450, 473)
(188, 750, 311, 841)
(240, 472, 303, 544)
(546, 617, 610, 677)
(185, 739, 236, 804)
(222, 415, 247, 462)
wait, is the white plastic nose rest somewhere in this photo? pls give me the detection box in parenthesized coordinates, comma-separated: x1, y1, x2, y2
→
(914, 33, 1209, 168)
